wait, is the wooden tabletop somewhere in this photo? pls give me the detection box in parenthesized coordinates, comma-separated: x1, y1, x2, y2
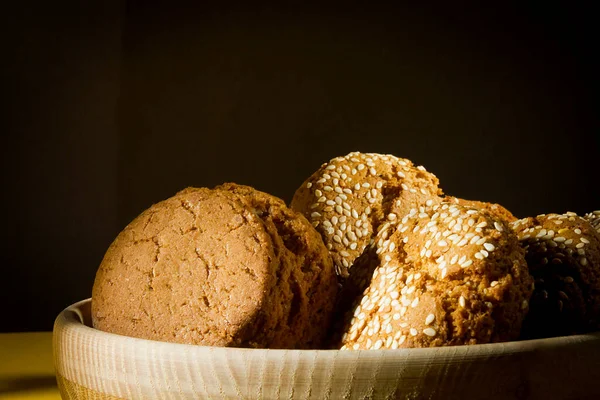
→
(0, 332, 61, 400)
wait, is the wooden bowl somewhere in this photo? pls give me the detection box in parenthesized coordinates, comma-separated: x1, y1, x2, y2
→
(54, 299, 600, 399)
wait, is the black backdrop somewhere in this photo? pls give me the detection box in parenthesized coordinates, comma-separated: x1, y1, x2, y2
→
(1, 1, 598, 331)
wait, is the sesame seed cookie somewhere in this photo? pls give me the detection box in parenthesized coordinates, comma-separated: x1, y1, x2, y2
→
(291, 152, 442, 278)
(92, 184, 338, 349)
(446, 196, 517, 223)
(338, 201, 533, 350)
(585, 210, 600, 235)
(511, 213, 600, 338)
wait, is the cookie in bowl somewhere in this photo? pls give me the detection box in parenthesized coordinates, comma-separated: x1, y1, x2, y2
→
(585, 210, 600, 234)
(291, 152, 442, 278)
(446, 196, 517, 223)
(511, 212, 600, 339)
(92, 184, 338, 349)
(338, 201, 533, 350)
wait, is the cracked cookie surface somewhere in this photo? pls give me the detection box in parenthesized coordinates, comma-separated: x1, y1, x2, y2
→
(92, 184, 337, 349)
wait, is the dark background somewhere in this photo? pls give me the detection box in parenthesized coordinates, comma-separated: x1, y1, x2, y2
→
(1, 1, 598, 332)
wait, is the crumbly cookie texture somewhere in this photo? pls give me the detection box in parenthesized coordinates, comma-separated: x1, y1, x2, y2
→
(585, 210, 600, 235)
(511, 212, 600, 338)
(92, 184, 338, 349)
(291, 152, 442, 278)
(446, 196, 517, 223)
(338, 201, 532, 350)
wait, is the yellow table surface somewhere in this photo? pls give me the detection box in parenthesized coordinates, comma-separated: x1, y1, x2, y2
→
(0, 332, 60, 400)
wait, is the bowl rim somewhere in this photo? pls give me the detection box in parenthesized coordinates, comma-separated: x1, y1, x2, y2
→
(56, 298, 600, 355)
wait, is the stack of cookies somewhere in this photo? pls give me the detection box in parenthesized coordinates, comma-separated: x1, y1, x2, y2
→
(91, 152, 600, 350)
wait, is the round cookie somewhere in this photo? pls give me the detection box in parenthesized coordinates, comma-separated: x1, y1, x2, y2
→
(291, 152, 442, 278)
(338, 201, 532, 350)
(92, 184, 338, 349)
(511, 212, 600, 338)
(446, 196, 517, 223)
(585, 210, 600, 235)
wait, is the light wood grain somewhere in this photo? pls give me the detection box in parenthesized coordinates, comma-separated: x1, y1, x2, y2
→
(54, 299, 600, 399)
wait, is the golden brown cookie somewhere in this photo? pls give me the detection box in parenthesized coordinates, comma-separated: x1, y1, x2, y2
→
(511, 212, 600, 338)
(291, 152, 442, 278)
(338, 201, 532, 350)
(446, 196, 517, 223)
(585, 210, 600, 235)
(92, 184, 338, 349)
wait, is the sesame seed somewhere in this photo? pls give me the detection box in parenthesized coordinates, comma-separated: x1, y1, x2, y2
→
(475, 252, 484, 260)
(558, 291, 569, 300)
(554, 237, 566, 243)
(490, 281, 498, 287)
(581, 257, 588, 266)
(522, 300, 528, 310)
(333, 235, 342, 243)
(411, 297, 419, 307)
(461, 260, 473, 268)
(574, 228, 582, 234)
(476, 222, 488, 228)
(459, 296, 466, 308)
(483, 243, 495, 252)
(480, 249, 489, 257)
(423, 328, 436, 337)
(581, 237, 590, 244)
(373, 338, 383, 349)
(565, 276, 574, 283)
(425, 314, 435, 325)
(410, 328, 418, 336)
(311, 212, 321, 218)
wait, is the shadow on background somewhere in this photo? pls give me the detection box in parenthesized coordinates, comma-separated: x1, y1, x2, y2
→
(0, 376, 58, 394)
